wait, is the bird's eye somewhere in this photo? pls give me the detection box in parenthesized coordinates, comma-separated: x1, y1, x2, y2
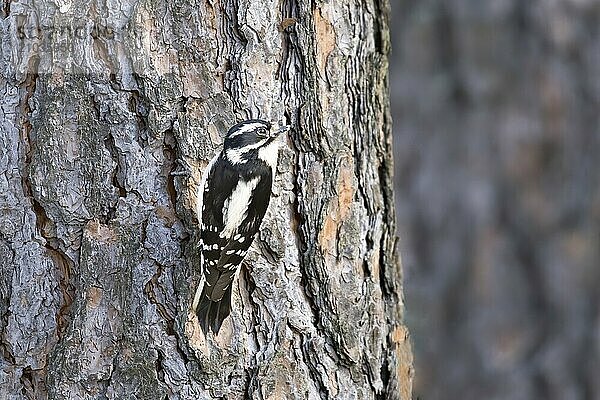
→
(257, 127, 268, 137)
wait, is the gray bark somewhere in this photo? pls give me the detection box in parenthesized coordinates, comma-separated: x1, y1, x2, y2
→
(1, 0, 412, 399)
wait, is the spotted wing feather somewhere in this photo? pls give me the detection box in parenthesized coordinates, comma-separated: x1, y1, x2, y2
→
(194, 154, 273, 334)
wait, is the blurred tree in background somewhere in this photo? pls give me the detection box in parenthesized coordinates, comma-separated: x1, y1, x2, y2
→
(390, 1, 599, 399)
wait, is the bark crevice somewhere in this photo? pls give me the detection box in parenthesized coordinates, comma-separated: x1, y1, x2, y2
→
(0, 242, 16, 368)
(19, 68, 78, 343)
(103, 131, 127, 221)
(220, 0, 250, 117)
(144, 260, 176, 333)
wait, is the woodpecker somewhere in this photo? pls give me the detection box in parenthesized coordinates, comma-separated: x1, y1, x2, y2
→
(192, 119, 289, 335)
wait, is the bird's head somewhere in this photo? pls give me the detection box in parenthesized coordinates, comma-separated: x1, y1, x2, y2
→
(223, 119, 290, 166)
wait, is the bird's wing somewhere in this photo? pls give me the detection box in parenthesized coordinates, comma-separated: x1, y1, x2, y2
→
(197, 155, 235, 301)
(193, 154, 274, 333)
(205, 171, 274, 301)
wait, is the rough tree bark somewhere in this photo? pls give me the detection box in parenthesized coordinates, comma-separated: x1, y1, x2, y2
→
(0, 0, 412, 399)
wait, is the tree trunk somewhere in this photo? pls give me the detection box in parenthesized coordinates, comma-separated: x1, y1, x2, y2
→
(1, 0, 412, 398)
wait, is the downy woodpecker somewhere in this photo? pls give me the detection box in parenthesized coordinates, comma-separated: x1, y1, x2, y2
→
(192, 119, 290, 334)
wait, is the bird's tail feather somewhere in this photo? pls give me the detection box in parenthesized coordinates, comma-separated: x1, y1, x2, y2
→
(196, 285, 233, 335)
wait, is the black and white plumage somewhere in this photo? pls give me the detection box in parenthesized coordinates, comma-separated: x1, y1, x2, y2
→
(192, 119, 289, 335)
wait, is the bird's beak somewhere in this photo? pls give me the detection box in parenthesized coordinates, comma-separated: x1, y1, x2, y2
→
(271, 124, 291, 138)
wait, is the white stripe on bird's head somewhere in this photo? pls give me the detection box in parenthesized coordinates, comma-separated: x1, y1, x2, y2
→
(227, 121, 270, 139)
(223, 119, 288, 165)
(225, 139, 270, 164)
